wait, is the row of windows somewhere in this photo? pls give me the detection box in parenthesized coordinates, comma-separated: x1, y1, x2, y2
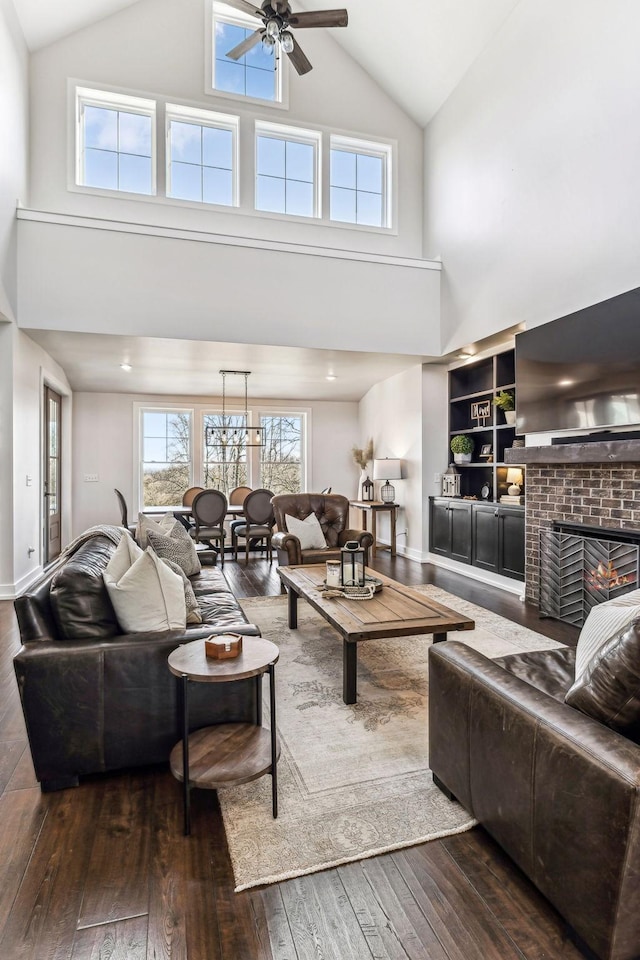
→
(140, 408, 306, 508)
(76, 88, 392, 228)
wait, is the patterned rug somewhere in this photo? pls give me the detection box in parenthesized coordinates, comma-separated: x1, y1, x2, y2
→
(219, 585, 564, 891)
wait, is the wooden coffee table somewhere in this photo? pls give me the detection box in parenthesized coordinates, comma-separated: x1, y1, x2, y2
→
(277, 565, 475, 704)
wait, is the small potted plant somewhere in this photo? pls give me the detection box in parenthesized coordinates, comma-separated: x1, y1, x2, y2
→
(450, 434, 474, 463)
(493, 390, 516, 425)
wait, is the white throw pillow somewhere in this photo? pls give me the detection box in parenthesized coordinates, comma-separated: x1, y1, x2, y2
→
(285, 512, 328, 550)
(104, 547, 186, 632)
(574, 589, 640, 680)
(136, 511, 177, 549)
(105, 533, 144, 582)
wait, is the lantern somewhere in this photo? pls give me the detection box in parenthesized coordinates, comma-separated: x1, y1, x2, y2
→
(340, 541, 366, 587)
(362, 475, 374, 502)
(441, 463, 461, 498)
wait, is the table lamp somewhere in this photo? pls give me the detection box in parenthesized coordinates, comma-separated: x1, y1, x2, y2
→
(506, 468, 523, 496)
(373, 458, 402, 503)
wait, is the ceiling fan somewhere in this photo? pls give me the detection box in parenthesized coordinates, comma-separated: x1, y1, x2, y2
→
(222, 0, 348, 76)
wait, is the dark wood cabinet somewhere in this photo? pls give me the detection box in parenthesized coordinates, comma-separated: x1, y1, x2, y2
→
(430, 498, 524, 581)
(429, 499, 472, 564)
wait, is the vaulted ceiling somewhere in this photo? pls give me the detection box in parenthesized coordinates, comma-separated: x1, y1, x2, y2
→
(12, 0, 522, 125)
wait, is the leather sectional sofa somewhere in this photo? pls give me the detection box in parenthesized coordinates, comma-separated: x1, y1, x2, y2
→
(429, 640, 640, 960)
(14, 528, 261, 792)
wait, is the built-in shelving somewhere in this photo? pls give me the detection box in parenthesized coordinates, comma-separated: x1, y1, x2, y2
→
(448, 348, 524, 502)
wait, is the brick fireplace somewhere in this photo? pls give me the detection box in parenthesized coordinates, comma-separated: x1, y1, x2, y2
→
(505, 440, 640, 604)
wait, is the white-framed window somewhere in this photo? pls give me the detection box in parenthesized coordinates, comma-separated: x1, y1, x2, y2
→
(76, 86, 156, 195)
(139, 408, 193, 507)
(260, 412, 306, 494)
(329, 135, 392, 228)
(255, 122, 321, 218)
(210, 2, 281, 104)
(166, 103, 238, 207)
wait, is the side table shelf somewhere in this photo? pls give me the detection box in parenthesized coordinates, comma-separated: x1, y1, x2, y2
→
(168, 637, 280, 836)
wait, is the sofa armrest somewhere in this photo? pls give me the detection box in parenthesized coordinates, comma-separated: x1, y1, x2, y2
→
(429, 641, 640, 960)
(272, 531, 302, 565)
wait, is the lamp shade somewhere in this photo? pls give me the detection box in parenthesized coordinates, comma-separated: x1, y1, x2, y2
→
(506, 468, 523, 485)
(373, 458, 402, 481)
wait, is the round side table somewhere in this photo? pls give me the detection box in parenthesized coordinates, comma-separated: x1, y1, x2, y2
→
(168, 636, 279, 836)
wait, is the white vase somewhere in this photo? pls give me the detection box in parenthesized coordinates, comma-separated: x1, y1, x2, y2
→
(358, 469, 368, 499)
(453, 453, 472, 464)
(505, 410, 516, 426)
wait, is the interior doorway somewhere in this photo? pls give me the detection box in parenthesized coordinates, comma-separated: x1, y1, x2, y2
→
(44, 385, 62, 563)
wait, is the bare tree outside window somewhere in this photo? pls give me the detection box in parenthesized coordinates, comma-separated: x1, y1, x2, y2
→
(142, 410, 192, 506)
(203, 413, 248, 493)
(261, 415, 302, 494)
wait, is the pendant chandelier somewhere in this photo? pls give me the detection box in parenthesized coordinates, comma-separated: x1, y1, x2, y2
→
(206, 370, 265, 448)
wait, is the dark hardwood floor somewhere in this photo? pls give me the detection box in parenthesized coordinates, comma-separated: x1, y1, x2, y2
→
(0, 553, 584, 960)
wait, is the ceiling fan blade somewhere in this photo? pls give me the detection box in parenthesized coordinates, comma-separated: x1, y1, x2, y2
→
(221, 0, 264, 18)
(287, 9, 348, 28)
(226, 28, 263, 60)
(287, 36, 313, 75)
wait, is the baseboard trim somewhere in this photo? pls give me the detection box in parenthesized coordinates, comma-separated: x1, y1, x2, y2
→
(0, 565, 45, 600)
(425, 554, 525, 598)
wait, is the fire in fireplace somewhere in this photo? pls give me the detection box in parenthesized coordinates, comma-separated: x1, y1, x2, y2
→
(586, 560, 635, 592)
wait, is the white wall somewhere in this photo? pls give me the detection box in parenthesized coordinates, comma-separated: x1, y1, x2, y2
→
(28, 0, 424, 257)
(11, 330, 72, 594)
(0, 0, 28, 323)
(0, 323, 15, 594)
(359, 363, 448, 560)
(72, 391, 359, 535)
(17, 218, 441, 356)
(424, 0, 640, 353)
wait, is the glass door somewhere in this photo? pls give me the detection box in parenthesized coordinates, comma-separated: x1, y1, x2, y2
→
(44, 385, 62, 563)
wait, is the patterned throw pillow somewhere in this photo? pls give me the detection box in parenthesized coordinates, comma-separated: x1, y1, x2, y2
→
(147, 521, 202, 577)
(285, 512, 327, 550)
(136, 512, 177, 549)
(159, 557, 202, 624)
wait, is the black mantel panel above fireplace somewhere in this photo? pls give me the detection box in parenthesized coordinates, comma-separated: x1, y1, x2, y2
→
(539, 522, 640, 627)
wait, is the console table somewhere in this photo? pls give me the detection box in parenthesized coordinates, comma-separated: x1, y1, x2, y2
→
(168, 636, 279, 835)
(350, 500, 399, 557)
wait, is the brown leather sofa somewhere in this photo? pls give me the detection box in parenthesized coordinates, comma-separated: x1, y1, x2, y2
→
(14, 529, 261, 792)
(271, 493, 374, 567)
(428, 641, 640, 960)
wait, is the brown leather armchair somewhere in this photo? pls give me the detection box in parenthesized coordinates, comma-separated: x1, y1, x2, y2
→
(271, 493, 373, 567)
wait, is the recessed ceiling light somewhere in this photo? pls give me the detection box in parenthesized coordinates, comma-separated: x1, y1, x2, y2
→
(457, 352, 473, 360)
(558, 379, 574, 387)
(120, 362, 132, 372)
(326, 374, 337, 381)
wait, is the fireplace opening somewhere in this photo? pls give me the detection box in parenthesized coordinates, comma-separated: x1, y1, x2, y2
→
(539, 521, 640, 627)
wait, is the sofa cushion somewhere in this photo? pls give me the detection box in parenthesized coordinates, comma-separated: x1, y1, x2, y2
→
(104, 548, 186, 632)
(285, 512, 327, 550)
(565, 617, 640, 741)
(49, 537, 120, 641)
(574, 589, 640, 681)
(147, 521, 201, 577)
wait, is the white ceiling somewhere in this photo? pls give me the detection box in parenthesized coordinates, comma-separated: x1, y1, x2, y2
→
(26, 329, 440, 400)
(12, 0, 523, 125)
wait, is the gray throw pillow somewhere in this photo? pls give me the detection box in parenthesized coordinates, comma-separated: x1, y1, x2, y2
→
(565, 617, 640, 742)
(147, 522, 201, 577)
(159, 557, 202, 624)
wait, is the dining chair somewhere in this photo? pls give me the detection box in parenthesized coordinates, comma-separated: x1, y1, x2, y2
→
(182, 486, 205, 507)
(189, 489, 228, 566)
(114, 489, 136, 533)
(229, 485, 252, 506)
(232, 488, 275, 565)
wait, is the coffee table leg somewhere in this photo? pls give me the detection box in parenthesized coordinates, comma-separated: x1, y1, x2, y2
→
(287, 587, 298, 629)
(269, 662, 278, 819)
(343, 640, 357, 705)
(433, 632, 447, 643)
(180, 673, 191, 836)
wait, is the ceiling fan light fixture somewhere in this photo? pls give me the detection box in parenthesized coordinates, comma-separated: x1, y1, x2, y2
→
(262, 32, 276, 50)
(265, 18, 279, 39)
(280, 30, 294, 53)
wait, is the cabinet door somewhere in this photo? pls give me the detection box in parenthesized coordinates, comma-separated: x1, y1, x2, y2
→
(449, 502, 472, 564)
(472, 505, 500, 572)
(500, 508, 525, 580)
(430, 500, 452, 556)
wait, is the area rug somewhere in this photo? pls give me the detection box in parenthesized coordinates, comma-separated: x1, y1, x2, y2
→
(218, 585, 564, 891)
